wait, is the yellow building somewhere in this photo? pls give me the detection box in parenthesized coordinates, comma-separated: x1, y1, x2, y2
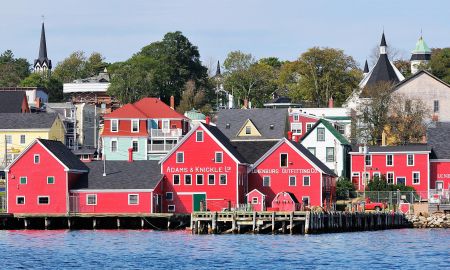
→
(0, 113, 65, 169)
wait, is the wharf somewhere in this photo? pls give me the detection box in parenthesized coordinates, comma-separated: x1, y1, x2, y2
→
(190, 211, 410, 234)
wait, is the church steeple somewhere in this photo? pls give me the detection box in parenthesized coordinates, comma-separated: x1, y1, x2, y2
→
(363, 60, 369, 75)
(379, 32, 387, 55)
(34, 21, 52, 75)
(410, 34, 431, 74)
(215, 60, 221, 77)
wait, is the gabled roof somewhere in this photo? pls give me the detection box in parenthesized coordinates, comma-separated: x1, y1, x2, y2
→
(103, 104, 147, 119)
(350, 144, 431, 153)
(252, 138, 337, 176)
(72, 160, 162, 190)
(0, 91, 28, 113)
(301, 119, 349, 145)
(392, 70, 450, 90)
(427, 122, 450, 159)
(133, 97, 188, 119)
(38, 139, 89, 171)
(215, 108, 288, 141)
(0, 113, 58, 129)
(236, 119, 262, 137)
(231, 141, 278, 164)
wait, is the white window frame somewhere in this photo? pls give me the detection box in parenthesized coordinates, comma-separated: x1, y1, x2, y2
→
(302, 196, 310, 206)
(252, 197, 259, 204)
(168, 205, 176, 212)
(86, 194, 97, 205)
(20, 176, 27, 185)
(166, 192, 174, 201)
(208, 174, 215, 185)
(111, 119, 119, 132)
(363, 172, 370, 182)
(263, 176, 271, 187)
(308, 147, 316, 156)
(412, 171, 420, 185)
(173, 174, 180, 185)
(34, 154, 40, 164)
(365, 155, 372, 166)
(176, 152, 184, 163)
(293, 114, 300, 122)
(47, 176, 55, 184)
(219, 174, 227, 185)
(245, 126, 251, 134)
(326, 147, 335, 162)
(303, 176, 311, 186)
(131, 119, 139, 133)
(184, 174, 192, 185)
(215, 152, 223, 163)
(196, 130, 204, 142)
(37, 196, 50, 205)
(289, 176, 296, 186)
(128, 194, 139, 205)
(131, 140, 139, 152)
(162, 120, 170, 132)
(196, 174, 204, 185)
(20, 134, 26, 145)
(317, 127, 325, 141)
(306, 123, 314, 132)
(407, 154, 414, 166)
(386, 172, 395, 184)
(386, 154, 394, 166)
(291, 123, 302, 135)
(111, 139, 118, 152)
(5, 135, 12, 144)
(16, 196, 25, 205)
(280, 153, 288, 168)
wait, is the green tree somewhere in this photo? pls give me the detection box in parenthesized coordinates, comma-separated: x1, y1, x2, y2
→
(336, 177, 356, 200)
(429, 48, 450, 83)
(0, 50, 31, 87)
(53, 51, 107, 83)
(176, 80, 212, 115)
(284, 47, 361, 107)
(20, 73, 63, 102)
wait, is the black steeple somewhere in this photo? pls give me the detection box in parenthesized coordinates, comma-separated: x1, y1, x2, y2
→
(216, 60, 221, 76)
(380, 32, 387, 47)
(34, 22, 52, 70)
(363, 60, 369, 73)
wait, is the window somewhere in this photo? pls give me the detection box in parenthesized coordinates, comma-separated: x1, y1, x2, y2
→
(111, 140, 118, 152)
(336, 124, 345, 134)
(303, 176, 310, 186)
(47, 176, 55, 184)
(34, 154, 40, 164)
(291, 123, 302, 134)
(365, 155, 372, 166)
(397, 177, 406, 186)
(162, 120, 170, 132)
(168, 205, 176, 212)
(306, 123, 314, 132)
(263, 176, 271, 187)
(293, 114, 299, 122)
(245, 126, 251, 134)
(196, 175, 204, 185)
(407, 154, 414, 166)
(317, 128, 325, 141)
(252, 197, 258, 204)
(386, 154, 393, 166)
(128, 194, 139, 205)
(176, 152, 184, 163)
(166, 192, 173, 201)
(387, 172, 394, 184)
(373, 172, 380, 180)
(86, 194, 97, 205)
(413, 172, 420, 185)
(132, 140, 139, 152)
(111, 119, 118, 132)
(173, 175, 180, 185)
(215, 152, 223, 163)
(302, 196, 310, 206)
(185, 175, 192, 185)
(196, 131, 204, 142)
(434, 100, 439, 113)
(326, 147, 335, 162)
(38, 196, 49, 205)
(289, 176, 296, 186)
(129, 119, 138, 132)
(219, 174, 227, 185)
(5, 135, 12, 144)
(280, 153, 288, 167)
(363, 172, 370, 182)
(20, 176, 27, 184)
(208, 174, 215, 185)
(20, 135, 26, 144)
(16, 196, 25, 205)
(308, 147, 316, 156)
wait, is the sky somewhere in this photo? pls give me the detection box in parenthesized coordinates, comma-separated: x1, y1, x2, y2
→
(1, 0, 449, 71)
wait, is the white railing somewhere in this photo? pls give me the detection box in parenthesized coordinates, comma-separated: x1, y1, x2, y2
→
(148, 143, 177, 152)
(150, 128, 182, 138)
(429, 189, 450, 204)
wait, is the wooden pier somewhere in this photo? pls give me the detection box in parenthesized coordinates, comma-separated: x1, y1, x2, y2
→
(190, 211, 410, 234)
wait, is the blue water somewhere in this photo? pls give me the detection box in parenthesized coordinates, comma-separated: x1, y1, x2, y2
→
(0, 229, 448, 269)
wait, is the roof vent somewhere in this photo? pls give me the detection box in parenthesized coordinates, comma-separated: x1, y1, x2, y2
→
(226, 123, 230, 129)
(270, 124, 274, 130)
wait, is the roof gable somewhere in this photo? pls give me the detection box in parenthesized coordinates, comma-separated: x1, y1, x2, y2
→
(393, 70, 450, 90)
(103, 104, 147, 119)
(0, 91, 29, 113)
(301, 119, 349, 145)
(133, 98, 188, 119)
(237, 119, 262, 137)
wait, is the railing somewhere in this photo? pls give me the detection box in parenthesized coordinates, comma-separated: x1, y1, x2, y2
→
(429, 189, 450, 204)
(148, 143, 177, 152)
(150, 128, 182, 138)
(0, 194, 6, 212)
(356, 191, 430, 205)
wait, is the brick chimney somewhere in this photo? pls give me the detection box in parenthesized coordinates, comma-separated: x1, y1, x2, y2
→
(328, 96, 334, 108)
(287, 131, 293, 141)
(205, 116, 210, 125)
(128, 148, 133, 162)
(170, 95, 175, 110)
(432, 114, 439, 122)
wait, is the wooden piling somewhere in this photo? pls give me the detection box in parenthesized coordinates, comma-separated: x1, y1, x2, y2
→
(44, 218, 50, 229)
(271, 212, 275, 233)
(304, 212, 310, 234)
(289, 212, 294, 234)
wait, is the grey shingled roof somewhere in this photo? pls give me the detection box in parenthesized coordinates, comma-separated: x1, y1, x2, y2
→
(427, 122, 450, 159)
(72, 160, 162, 190)
(0, 113, 58, 129)
(215, 108, 288, 141)
(350, 144, 431, 153)
(0, 91, 26, 113)
(38, 139, 89, 171)
(203, 124, 247, 163)
(231, 141, 278, 164)
(290, 141, 337, 176)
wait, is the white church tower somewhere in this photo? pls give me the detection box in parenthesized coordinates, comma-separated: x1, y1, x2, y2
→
(410, 35, 431, 74)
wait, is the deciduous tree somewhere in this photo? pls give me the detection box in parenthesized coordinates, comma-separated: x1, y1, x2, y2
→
(0, 50, 31, 87)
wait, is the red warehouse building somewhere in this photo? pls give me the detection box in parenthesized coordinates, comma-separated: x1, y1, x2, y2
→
(248, 138, 337, 208)
(350, 145, 431, 194)
(427, 123, 450, 200)
(160, 122, 248, 213)
(5, 139, 89, 215)
(70, 160, 164, 214)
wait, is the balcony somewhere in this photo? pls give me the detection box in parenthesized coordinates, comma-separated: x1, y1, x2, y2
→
(150, 128, 182, 138)
(148, 143, 177, 152)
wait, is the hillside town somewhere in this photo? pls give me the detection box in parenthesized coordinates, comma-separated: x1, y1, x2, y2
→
(1, 22, 450, 220)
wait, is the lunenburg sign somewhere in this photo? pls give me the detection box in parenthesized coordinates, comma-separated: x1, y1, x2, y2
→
(166, 166, 233, 173)
(250, 168, 318, 174)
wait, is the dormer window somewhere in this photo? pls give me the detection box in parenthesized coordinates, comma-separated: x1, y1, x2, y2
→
(111, 119, 118, 132)
(245, 126, 251, 134)
(270, 124, 274, 130)
(226, 123, 230, 129)
(131, 119, 139, 132)
(293, 114, 299, 122)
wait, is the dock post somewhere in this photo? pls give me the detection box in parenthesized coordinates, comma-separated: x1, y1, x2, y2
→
(305, 212, 310, 234)
(93, 218, 97, 229)
(24, 219, 28, 229)
(289, 212, 294, 234)
(44, 218, 50, 229)
(141, 218, 145, 229)
(271, 212, 275, 234)
(197, 220, 201, 234)
(252, 212, 257, 233)
(231, 213, 237, 233)
(67, 218, 71, 229)
(117, 218, 120, 229)
(167, 220, 171, 230)
(282, 221, 286, 234)
(193, 218, 198, 234)
(211, 212, 217, 234)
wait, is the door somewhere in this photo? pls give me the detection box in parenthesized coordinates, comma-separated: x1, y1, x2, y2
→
(436, 181, 444, 193)
(351, 173, 360, 190)
(193, 194, 206, 212)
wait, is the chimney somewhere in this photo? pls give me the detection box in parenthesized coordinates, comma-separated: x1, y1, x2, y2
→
(170, 95, 175, 110)
(287, 131, 293, 141)
(128, 148, 133, 162)
(328, 96, 334, 108)
(205, 116, 210, 125)
(35, 97, 41, 110)
(432, 114, 439, 122)
(381, 130, 387, 146)
(295, 136, 300, 143)
(243, 99, 248, 109)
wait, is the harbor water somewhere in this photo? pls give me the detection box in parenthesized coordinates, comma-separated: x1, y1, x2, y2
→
(0, 229, 448, 269)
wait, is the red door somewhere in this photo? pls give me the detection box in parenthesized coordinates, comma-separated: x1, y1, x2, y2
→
(352, 175, 359, 190)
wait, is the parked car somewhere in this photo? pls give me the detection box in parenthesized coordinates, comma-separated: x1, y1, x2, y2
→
(362, 198, 386, 211)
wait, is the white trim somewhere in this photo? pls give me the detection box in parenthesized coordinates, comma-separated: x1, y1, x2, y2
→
(168, 205, 176, 212)
(131, 119, 139, 133)
(196, 174, 204, 185)
(302, 196, 310, 206)
(412, 171, 420, 185)
(262, 175, 271, 187)
(320, 173, 323, 207)
(386, 154, 394, 167)
(86, 194, 97, 205)
(47, 176, 55, 184)
(37, 196, 50, 205)
(215, 151, 223, 163)
(176, 151, 184, 163)
(177, 192, 207, 195)
(288, 175, 296, 186)
(16, 195, 25, 205)
(430, 159, 450, 162)
(184, 174, 192, 185)
(219, 174, 227, 185)
(34, 154, 40, 164)
(365, 154, 372, 166)
(303, 175, 311, 186)
(349, 151, 431, 155)
(110, 119, 119, 132)
(111, 139, 118, 153)
(173, 174, 181, 185)
(128, 194, 139, 205)
(195, 130, 204, 142)
(396, 176, 406, 185)
(19, 176, 27, 185)
(280, 152, 288, 168)
(207, 174, 215, 185)
(386, 172, 395, 184)
(71, 189, 154, 193)
(246, 188, 265, 197)
(372, 172, 381, 179)
(407, 154, 415, 166)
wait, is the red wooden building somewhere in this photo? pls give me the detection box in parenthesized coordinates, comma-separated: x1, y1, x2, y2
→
(160, 122, 248, 213)
(271, 191, 301, 211)
(246, 189, 266, 211)
(288, 110, 320, 140)
(248, 138, 337, 208)
(350, 145, 431, 194)
(5, 139, 88, 215)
